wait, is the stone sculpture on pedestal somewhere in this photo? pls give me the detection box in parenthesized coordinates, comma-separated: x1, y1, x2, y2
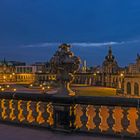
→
(50, 43, 81, 96)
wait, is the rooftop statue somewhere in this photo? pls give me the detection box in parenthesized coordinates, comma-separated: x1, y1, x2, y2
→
(50, 43, 81, 96)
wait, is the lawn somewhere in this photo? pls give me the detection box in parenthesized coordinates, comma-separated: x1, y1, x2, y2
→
(72, 86, 116, 97)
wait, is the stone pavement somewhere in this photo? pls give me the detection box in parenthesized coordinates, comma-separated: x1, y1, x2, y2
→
(0, 124, 132, 140)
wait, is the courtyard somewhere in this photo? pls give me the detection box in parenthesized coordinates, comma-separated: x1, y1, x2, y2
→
(0, 84, 117, 97)
(72, 85, 116, 97)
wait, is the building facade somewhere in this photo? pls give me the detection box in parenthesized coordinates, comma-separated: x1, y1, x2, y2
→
(0, 59, 16, 84)
(0, 60, 35, 85)
(2, 48, 140, 97)
(102, 47, 119, 87)
(72, 47, 125, 89)
(124, 54, 140, 96)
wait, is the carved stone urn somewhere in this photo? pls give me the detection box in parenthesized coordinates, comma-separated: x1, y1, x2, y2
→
(50, 43, 81, 96)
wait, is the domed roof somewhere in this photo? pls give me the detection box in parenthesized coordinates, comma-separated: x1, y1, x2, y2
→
(103, 47, 118, 66)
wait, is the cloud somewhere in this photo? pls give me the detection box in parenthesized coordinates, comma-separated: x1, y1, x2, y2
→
(20, 43, 59, 48)
(71, 42, 124, 47)
(20, 39, 140, 48)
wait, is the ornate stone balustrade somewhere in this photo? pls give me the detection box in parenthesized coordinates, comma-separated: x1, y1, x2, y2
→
(0, 92, 140, 138)
(0, 99, 54, 128)
(73, 104, 140, 137)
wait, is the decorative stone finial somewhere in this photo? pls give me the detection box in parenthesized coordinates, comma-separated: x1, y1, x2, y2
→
(50, 43, 81, 96)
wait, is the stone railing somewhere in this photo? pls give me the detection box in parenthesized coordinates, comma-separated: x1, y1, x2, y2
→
(0, 93, 140, 138)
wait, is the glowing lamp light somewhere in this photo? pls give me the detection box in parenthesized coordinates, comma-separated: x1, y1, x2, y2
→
(12, 73, 15, 75)
(97, 71, 100, 74)
(93, 73, 97, 76)
(52, 77, 56, 80)
(13, 88, 17, 92)
(1, 88, 5, 91)
(3, 76, 6, 79)
(7, 85, 10, 88)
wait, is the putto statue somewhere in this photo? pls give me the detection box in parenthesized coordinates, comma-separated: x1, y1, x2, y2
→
(50, 43, 81, 96)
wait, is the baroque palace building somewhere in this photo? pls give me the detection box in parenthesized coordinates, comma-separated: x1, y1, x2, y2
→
(73, 47, 125, 89)
(0, 59, 35, 84)
(124, 54, 140, 96)
(0, 60, 56, 85)
(0, 48, 125, 92)
(101, 47, 124, 89)
(15, 66, 36, 84)
(0, 59, 16, 83)
(1, 47, 140, 97)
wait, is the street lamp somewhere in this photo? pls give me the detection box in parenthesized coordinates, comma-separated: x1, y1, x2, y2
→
(42, 87, 45, 94)
(47, 86, 50, 89)
(120, 73, 124, 77)
(12, 73, 15, 75)
(93, 73, 97, 76)
(30, 84, 33, 87)
(13, 88, 17, 92)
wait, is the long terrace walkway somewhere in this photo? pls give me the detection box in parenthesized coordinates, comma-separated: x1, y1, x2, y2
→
(0, 123, 131, 140)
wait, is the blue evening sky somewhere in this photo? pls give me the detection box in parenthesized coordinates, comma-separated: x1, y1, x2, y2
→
(0, 0, 140, 66)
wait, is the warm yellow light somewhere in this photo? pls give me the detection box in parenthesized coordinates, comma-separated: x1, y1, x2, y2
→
(1, 88, 5, 91)
(10, 75, 12, 78)
(3, 76, 6, 79)
(7, 85, 10, 88)
(42, 87, 45, 90)
(93, 73, 96, 76)
(52, 77, 56, 80)
(13, 88, 16, 92)
(30, 84, 33, 87)
(40, 84, 42, 87)
(0, 86, 2, 89)
(120, 73, 124, 77)
(47, 86, 50, 89)
(12, 73, 15, 75)
(97, 71, 100, 74)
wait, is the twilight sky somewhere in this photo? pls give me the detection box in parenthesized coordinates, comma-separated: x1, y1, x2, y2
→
(0, 0, 140, 66)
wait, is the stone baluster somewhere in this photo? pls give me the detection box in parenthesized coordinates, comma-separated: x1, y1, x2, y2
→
(74, 104, 83, 129)
(86, 105, 96, 130)
(46, 103, 54, 126)
(1, 99, 7, 120)
(127, 107, 138, 135)
(99, 106, 109, 132)
(9, 99, 16, 121)
(112, 106, 124, 133)
(18, 100, 25, 122)
(27, 101, 35, 123)
(36, 102, 45, 124)
(69, 105, 75, 128)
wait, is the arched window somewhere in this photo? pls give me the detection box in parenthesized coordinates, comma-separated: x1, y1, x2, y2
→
(127, 82, 131, 95)
(121, 79, 124, 89)
(134, 83, 139, 96)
